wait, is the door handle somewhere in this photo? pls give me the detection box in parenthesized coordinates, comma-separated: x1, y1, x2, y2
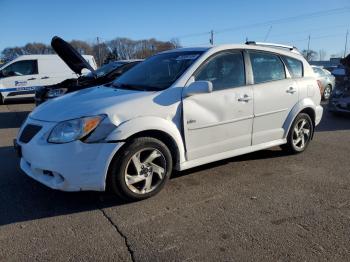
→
(41, 76, 49, 79)
(286, 87, 296, 94)
(27, 77, 36, 81)
(238, 94, 252, 102)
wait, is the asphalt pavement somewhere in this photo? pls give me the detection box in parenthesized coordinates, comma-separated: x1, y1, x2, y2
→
(0, 99, 350, 261)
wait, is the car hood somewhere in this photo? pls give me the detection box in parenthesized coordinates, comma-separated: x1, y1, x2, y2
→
(29, 86, 157, 122)
(51, 36, 96, 75)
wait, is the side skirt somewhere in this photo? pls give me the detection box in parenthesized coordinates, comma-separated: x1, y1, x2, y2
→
(178, 138, 287, 171)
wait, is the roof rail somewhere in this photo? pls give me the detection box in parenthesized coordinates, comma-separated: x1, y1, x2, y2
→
(245, 41, 301, 54)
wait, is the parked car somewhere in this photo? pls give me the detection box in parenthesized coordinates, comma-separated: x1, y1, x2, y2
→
(328, 56, 350, 114)
(15, 42, 323, 201)
(34, 36, 142, 105)
(328, 81, 350, 114)
(312, 66, 335, 100)
(0, 53, 96, 104)
(35, 60, 143, 105)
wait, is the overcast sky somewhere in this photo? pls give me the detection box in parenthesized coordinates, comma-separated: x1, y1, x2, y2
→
(1, 0, 349, 59)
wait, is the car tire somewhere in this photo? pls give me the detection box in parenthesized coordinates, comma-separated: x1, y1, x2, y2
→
(108, 137, 173, 201)
(322, 85, 332, 100)
(281, 113, 314, 154)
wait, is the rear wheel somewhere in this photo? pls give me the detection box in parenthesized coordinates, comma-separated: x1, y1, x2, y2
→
(322, 85, 332, 100)
(282, 113, 314, 154)
(108, 137, 172, 201)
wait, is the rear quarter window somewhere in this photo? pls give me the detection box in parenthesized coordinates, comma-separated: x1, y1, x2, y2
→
(282, 56, 303, 78)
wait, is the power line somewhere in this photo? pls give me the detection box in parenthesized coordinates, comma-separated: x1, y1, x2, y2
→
(173, 6, 350, 40)
(215, 7, 350, 35)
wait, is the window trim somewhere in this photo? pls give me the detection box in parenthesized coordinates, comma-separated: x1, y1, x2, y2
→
(247, 50, 288, 85)
(281, 55, 304, 79)
(191, 49, 247, 92)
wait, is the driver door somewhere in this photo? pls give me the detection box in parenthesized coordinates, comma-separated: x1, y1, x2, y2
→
(1, 60, 40, 95)
(183, 51, 254, 161)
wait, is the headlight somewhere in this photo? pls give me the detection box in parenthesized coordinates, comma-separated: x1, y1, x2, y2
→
(47, 88, 68, 98)
(48, 115, 105, 143)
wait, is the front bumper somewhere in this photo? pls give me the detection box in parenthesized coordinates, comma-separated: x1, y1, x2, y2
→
(17, 117, 124, 191)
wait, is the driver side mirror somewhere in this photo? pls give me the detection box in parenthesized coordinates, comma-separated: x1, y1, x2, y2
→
(184, 81, 213, 97)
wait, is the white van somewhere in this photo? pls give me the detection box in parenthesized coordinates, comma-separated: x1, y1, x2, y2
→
(0, 54, 96, 103)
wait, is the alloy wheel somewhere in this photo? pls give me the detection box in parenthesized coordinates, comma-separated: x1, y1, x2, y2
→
(124, 148, 167, 194)
(292, 119, 311, 150)
(323, 86, 331, 100)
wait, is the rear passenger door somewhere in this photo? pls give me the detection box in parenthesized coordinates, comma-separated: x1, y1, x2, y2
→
(248, 51, 299, 145)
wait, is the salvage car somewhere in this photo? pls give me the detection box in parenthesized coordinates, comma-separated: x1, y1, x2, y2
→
(15, 42, 323, 201)
(312, 66, 335, 100)
(35, 36, 142, 105)
(328, 55, 350, 114)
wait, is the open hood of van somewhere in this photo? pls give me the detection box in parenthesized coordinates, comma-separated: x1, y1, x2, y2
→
(51, 36, 96, 76)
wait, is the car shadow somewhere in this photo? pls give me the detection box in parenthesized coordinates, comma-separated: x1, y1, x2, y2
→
(0, 145, 127, 227)
(0, 145, 289, 227)
(172, 147, 289, 179)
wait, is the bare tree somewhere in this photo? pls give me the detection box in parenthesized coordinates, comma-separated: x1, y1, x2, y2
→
(69, 40, 93, 55)
(170, 38, 182, 48)
(302, 49, 318, 61)
(23, 43, 53, 54)
(92, 42, 110, 66)
(1, 37, 178, 64)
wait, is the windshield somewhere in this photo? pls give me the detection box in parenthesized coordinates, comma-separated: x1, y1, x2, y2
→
(86, 62, 125, 78)
(113, 51, 204, 91)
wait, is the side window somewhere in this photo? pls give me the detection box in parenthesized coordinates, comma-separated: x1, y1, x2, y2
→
(2, 60, 38, 77)
(195, 52, 245, 91)
(282, 56, 303, 78)
(250, 52, 286, 84)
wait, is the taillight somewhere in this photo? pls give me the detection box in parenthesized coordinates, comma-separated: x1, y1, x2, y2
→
(317, 80, 323, 94)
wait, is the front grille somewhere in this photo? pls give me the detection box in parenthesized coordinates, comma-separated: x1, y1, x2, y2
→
(19, 124, 42, 143)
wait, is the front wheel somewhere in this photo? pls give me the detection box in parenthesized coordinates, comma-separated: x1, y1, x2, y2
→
(108, 137, 173, 201)
(281, 113, 314, 154)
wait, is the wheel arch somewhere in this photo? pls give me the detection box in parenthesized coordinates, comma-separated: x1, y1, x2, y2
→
(105, 116, 186, 168)
(283, 99, 316, 139)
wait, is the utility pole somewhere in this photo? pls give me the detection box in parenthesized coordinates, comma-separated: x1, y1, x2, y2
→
(209, 30, 214, 45)
(344, 29, 349, 58)
(264, 26, 272, 41)
(96, 36, 101, 67)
